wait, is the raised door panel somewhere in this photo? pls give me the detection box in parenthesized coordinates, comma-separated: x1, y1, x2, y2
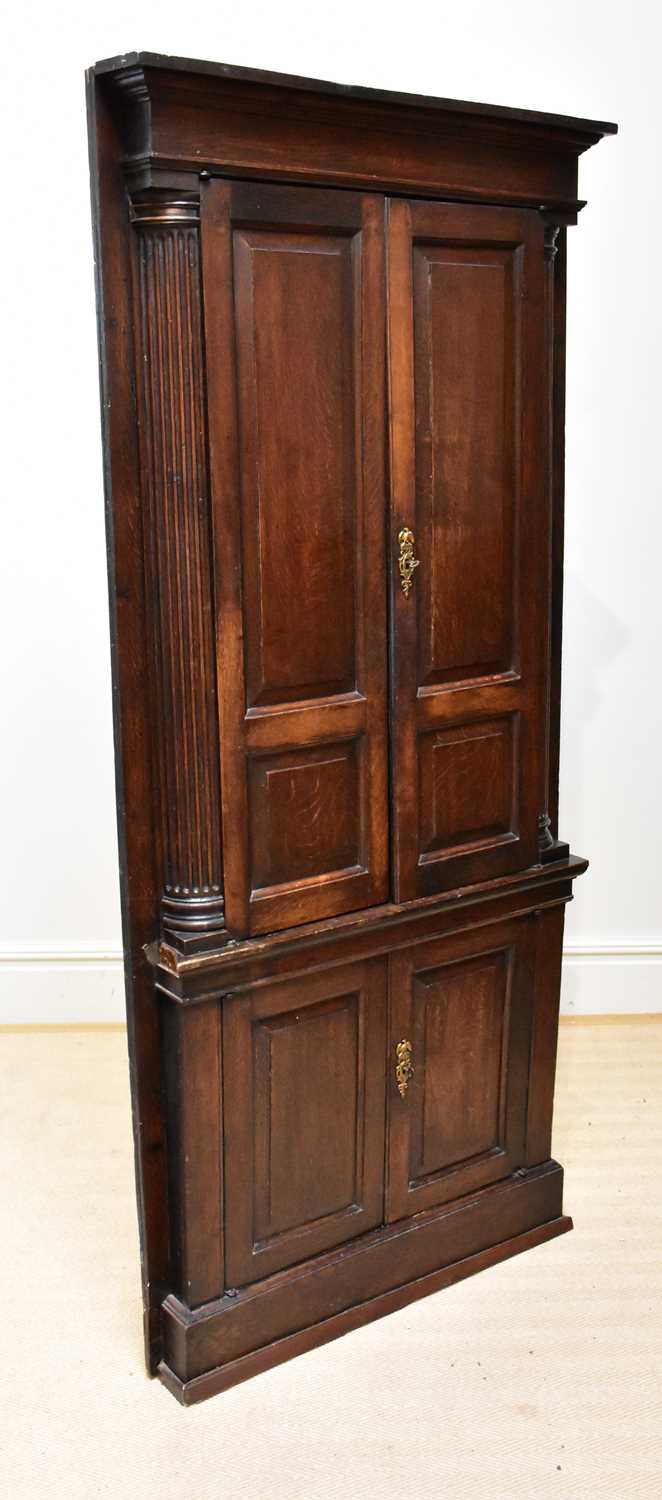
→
(234, 219, 357, 710)
(386, 918, 536, 1222)
(388, 200, 547, 900)
(202, 182, 389, 936)
(223, 959, 387, 1286)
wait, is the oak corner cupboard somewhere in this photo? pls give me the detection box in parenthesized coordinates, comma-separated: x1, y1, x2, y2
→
(86, 51, 616, 1405)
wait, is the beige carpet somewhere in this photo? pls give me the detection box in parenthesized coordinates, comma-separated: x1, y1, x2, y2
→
(1, 1018, 660, 1499)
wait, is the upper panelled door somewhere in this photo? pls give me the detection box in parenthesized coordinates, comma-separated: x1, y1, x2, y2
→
(387, 200, 548, 901)
(202, 182, 389, 935)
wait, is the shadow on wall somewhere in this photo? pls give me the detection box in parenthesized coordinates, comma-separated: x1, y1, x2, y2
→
(560, 564, 631, 1012)
(559, 563, 629, 846)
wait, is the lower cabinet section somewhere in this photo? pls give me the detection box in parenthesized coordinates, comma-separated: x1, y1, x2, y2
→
(159, 901, 570, 1401)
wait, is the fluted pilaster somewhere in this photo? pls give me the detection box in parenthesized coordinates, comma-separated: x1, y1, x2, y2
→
(132, 193, 225, 945)
(539, 221, 569, 864)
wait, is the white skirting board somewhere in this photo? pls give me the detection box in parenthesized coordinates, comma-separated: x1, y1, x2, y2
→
(0, 951, 125, 1024)
(561, 944, 662, 1015)
(0, 943, 660, 1023)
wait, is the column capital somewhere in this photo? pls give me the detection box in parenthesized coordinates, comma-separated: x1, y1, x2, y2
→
(543, 223, 561, 261)
(130, 191, 200, 227)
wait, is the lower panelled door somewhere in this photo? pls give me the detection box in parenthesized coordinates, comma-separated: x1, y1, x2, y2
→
(223, 957, 388, 1287)
(386, 917, 537, 1222)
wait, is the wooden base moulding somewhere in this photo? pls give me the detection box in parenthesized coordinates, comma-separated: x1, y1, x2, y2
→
(159, 1162, 570, 1404)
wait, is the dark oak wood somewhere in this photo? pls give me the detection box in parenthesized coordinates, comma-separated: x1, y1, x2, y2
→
(87, 52, 614, 1401)
(525, 906, 567, 1164)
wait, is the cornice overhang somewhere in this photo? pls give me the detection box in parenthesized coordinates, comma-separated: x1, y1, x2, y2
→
(89, 54, 617, 222)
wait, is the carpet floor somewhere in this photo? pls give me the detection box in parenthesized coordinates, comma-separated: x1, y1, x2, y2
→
(1, 1017, 660, 1499)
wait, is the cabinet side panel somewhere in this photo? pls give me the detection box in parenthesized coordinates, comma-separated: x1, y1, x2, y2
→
(550, 229, 567, 840)
(525, 905, 566, 1165)
(86, 73, 169, 1372)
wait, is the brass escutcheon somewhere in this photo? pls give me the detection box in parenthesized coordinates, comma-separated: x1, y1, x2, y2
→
(395, 1038, 414, 1098)
(398, 527, 420, 597)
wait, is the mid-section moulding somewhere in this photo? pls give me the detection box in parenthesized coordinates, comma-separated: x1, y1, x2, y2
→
(149, 854, 588, 1004)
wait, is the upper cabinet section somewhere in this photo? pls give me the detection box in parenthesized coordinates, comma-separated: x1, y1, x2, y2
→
(88, 54, 615, 954)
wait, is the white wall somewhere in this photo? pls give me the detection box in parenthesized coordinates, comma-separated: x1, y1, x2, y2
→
(1, 1, 660, 1020)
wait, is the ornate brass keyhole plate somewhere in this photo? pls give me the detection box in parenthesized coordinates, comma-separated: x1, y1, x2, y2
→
(395, 1038, 414, 1097)
(397, 527, 420, 597)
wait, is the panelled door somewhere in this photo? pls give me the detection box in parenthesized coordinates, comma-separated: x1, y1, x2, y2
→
(203, 182, 389, 936)
(386, 916, 537, 1222)
(223, 958, 388, 1285)
(203, 186, 550, 935)
(387, 200, 548, 900)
